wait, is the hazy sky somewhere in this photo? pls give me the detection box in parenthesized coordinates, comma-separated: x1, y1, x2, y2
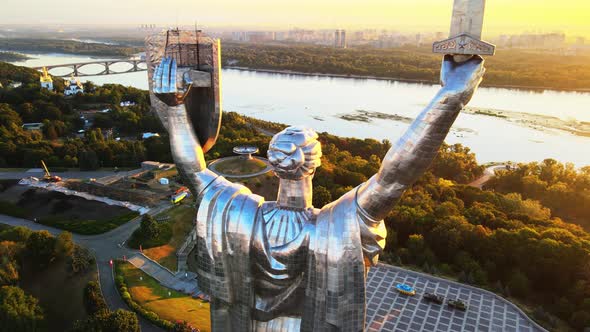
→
(2, 0, 589, 37)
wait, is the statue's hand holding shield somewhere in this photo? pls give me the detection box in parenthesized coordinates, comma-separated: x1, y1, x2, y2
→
(146, 30, 222, 154)
(152, 57, 193, 107)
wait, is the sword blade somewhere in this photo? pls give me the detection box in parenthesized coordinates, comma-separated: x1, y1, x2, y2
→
(450, 0, 486, 39)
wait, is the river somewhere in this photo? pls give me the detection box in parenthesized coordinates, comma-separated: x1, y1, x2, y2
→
(12, 52, 590, 167)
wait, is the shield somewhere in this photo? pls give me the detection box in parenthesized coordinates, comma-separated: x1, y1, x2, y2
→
(146, 30, 222, 153)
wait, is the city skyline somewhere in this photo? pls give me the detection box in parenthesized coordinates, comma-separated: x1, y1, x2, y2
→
(1, 0, 589, 38)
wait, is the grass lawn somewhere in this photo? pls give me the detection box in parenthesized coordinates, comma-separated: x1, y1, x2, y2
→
(212, 157, 268, 176)
(0, 168, 27, 172)
(115, 261, 210, 331)
(143, 205, 195, 271)
(0, 200, 28, 218)
(39, 211, 140, 235)
(128, 221, 173, 250)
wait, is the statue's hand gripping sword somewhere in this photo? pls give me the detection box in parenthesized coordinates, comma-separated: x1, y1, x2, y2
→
(356, 0, 489, 221)
(433, 0, 496, 61)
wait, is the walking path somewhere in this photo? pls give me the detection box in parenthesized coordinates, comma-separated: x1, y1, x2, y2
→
(127, 253, 200, 295)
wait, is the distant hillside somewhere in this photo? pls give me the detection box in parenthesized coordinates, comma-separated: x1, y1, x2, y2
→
(0, 38, 141, 57)
(0, 51, 30, 62)
(223, 43, 590, 91)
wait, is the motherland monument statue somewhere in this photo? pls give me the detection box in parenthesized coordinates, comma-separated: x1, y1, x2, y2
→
(145, 1, 490, 329)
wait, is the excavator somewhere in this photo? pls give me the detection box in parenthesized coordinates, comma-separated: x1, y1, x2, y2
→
(41, 160, 62, 182)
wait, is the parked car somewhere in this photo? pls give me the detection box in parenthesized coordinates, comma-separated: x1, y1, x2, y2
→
(423, 292, 444, 304)
(395, 283, 416, 296)
(447, 299, 467, 311)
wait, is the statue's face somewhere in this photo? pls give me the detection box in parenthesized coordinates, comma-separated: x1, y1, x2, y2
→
(268, 126, 322, 180)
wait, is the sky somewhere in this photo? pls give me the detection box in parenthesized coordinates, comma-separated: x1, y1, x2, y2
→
(2, 0, 589, 38)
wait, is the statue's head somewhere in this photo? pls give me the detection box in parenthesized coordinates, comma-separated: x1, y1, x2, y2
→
(268, 126, 322, 180)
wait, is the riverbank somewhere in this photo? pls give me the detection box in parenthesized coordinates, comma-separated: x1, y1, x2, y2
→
(226, 66, 590, 93)
(464, 106, 590, 138)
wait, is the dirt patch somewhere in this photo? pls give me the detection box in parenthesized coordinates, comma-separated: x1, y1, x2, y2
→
(65, 180, 162, 207)
(0, 183, 138, 234)
(10, 186, 131, 221)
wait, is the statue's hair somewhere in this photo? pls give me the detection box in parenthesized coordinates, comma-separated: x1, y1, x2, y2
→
(268, 126, 322, 180)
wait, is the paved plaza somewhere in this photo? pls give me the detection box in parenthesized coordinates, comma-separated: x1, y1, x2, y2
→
(365, 264, 546, 332)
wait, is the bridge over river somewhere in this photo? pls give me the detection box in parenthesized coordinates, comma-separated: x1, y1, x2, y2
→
(33, 59, 147, 77)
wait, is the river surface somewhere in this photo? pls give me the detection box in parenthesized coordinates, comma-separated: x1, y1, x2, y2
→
(13, 52, 590, 166)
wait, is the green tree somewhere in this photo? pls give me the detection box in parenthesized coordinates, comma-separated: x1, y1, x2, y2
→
(54, 231, 74, 259)
(140, 214, 160, 239)
(25, 230, 56, 269)
(570, 310, 590, 330)
(406, 234, 426, 263)
(0, 286, 44, 332)
(0, 104, 22, 128)
(507, 270, 530, 298)
(83, 281, 107, 315)
(312, 185, 332, 208)
(68, 246, 95, 275)
(104, 309, 140, 332)
(0, 260, 18, 286)
(79, 150, 100, 170)
(0, 226, 31, 242)
(73, 309, 139, 332)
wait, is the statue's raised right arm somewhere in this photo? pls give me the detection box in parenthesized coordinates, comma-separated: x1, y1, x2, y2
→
(152, 57, 213, 195)
(356, 55, 485, 221)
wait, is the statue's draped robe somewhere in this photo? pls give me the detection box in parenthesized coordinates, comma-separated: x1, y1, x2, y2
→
(194, 170, 386, 332)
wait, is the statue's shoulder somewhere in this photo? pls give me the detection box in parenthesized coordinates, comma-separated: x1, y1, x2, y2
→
(315, 189, 359, 227)
(197, 173, 265, 217)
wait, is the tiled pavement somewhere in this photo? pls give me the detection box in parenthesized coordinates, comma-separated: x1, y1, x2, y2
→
(365, 264, 546, 332)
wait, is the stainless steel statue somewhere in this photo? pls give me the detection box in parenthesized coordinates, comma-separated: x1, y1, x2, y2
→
(147, 16, 487, 332)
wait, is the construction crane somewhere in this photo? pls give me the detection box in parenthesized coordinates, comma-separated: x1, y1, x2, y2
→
(41, 160, 62, 182)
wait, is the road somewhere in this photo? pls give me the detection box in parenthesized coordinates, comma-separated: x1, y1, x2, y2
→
(0, 209, 169, 332)
(0, 170, 118, 180)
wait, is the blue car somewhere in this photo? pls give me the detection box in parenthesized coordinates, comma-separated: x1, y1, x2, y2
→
(395, 283, 416, 296)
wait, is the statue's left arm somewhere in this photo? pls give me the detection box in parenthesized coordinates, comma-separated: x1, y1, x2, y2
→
(357, 55, 485, 222)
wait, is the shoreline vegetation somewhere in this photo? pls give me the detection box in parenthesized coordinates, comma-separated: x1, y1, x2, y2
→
(222, 43, 590, 92)
(0, 51, 31, 62)
(0, 38, 142, 58)
(225, 65, 590, 93)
